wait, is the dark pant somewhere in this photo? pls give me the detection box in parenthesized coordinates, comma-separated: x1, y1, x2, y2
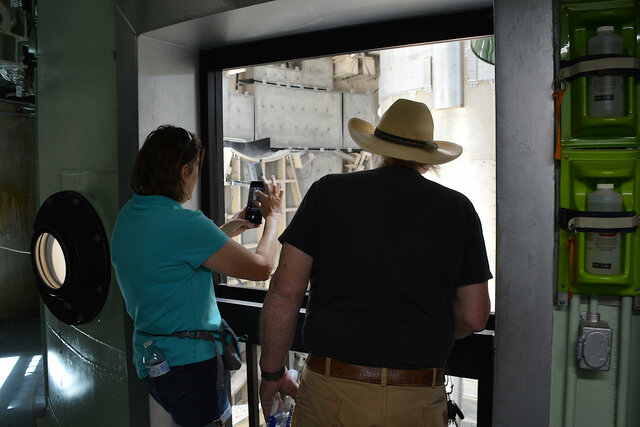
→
(143, 357, 231, 427)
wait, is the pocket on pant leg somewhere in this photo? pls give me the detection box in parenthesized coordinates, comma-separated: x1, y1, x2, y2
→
(292, 372, 340, 427)
(422, 397, 448, 427)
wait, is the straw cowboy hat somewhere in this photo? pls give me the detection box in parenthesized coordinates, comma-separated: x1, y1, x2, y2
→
(348, 99, 462, 165)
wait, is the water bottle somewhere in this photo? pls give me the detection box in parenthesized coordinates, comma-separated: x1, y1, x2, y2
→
(588, 26, 624, 117)
(143, 340, 170, 378)
(585, 183, 622, 275)
(268, 369, 299, 427)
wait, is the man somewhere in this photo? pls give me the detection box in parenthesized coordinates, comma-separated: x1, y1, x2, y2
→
(259, 99, 492, 426)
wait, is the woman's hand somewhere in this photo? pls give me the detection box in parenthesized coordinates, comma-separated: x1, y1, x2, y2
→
(256, 175, 283, 221)
(203, 177, 284, 279)
(220, 207, 259, 237)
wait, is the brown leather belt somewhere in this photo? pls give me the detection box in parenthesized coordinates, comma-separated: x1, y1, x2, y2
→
(306, 355, 445, 387)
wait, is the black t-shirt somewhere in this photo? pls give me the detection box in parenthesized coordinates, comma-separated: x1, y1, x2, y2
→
(279, 165, 492, 368)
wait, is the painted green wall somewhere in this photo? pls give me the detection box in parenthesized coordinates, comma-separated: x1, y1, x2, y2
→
(550, 300, 639, 426)
(550, 1, 640, 426)
(36, 0, 131, 425)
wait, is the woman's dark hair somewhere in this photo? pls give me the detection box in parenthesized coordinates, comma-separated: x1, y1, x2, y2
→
(131, 125, 205, 201)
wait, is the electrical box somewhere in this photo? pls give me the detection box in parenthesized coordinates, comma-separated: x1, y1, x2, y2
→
(576, 312, 612, 371)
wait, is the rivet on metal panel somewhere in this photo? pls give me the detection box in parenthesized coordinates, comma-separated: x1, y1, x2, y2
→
(558, 292, 568, 306)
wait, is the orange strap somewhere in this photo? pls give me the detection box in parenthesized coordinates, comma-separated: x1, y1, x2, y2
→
(553, 88, 565, 160)
(565, 236, 574, 299)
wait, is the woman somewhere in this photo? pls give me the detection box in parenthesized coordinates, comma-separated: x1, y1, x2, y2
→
(111, 125, 282, 426)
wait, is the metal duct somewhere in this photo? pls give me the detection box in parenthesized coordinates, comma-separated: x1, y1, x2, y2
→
(433, 41, 463, 109)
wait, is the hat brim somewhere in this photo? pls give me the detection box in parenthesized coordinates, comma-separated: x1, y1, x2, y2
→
(348, 117, 462, 165)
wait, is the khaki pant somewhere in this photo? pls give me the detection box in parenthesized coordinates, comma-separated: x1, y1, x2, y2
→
(291, 365, 447, 427)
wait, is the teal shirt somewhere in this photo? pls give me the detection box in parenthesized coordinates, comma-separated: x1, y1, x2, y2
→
(111, 194, 228, 378)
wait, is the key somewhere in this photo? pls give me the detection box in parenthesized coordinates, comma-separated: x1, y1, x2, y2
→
(447, 400, 465, 421)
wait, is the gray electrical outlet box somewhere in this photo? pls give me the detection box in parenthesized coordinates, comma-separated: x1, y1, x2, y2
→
(576, 312, 612, 371)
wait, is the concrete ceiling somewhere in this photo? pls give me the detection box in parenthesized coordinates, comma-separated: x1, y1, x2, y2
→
(137, 0, 492, 50)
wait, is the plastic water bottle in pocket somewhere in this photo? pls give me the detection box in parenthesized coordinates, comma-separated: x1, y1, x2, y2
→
(143, 340, 170, 378)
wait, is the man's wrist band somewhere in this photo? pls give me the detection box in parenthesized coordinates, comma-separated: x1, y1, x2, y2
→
(261, 366, 286, 381)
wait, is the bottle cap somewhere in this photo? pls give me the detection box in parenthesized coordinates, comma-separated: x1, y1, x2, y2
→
(596, 183, 614, 190)
(596, 26, 614, 33)
(143, 340, 152, 347)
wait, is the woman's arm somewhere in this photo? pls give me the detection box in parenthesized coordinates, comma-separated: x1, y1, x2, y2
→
(219, 207, 258, 238)
(203, 176, 283, 280)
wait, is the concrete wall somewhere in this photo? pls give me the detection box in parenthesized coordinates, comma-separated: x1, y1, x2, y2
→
(0, 105, 37, 323)
(138, 35, 201, 211)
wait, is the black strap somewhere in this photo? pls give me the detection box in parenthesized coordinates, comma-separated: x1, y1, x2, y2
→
(374, 128, 439, 151)
(159, 330, 219, 341)
(559, 54, 640, 81)
(141, 326, 226, 390)
(558, 208, 637, 233)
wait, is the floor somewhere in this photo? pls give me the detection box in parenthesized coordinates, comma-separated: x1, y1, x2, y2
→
(0, 316, 254, 427)
(0, 316, 45, 427)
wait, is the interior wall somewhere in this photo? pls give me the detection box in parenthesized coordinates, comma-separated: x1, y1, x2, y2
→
(550, 298, 640, 427)
(138, 35, 201, 210)
(37, 0, 137, 425)
(0, 105, 37, 323)
(118, 0, 272, 35)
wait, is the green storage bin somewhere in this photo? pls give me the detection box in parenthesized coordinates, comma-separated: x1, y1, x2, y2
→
(560, 0, 640, 146)
(558, 149, 640, 297)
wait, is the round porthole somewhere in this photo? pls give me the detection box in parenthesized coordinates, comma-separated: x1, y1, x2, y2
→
(33, 232, 67, 290)
(31, 191, 110, 325)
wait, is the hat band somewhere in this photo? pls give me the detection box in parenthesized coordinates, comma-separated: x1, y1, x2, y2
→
(374, 128, 438, 152)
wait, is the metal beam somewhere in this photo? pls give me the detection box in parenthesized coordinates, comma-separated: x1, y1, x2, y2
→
(494, 0, 555, 425)
(201, 8, 493, 70)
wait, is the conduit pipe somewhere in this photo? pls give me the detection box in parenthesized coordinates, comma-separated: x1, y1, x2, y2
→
(563, 294, 581, 427)
(588, 294, 598, 314)
(615, 297, 632, 427)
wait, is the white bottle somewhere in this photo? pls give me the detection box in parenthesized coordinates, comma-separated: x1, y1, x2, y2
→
(143, 340, 170, 378)
(268, 369, 299, 427)
(585, 183, 622, 275)
(588, 26, 624, 117)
